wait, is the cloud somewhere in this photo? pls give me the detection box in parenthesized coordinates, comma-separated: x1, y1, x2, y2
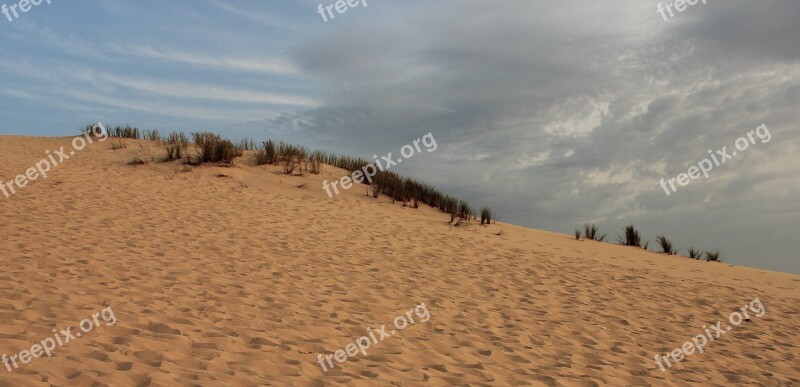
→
(116, 45, 302, 76)
(205, 0, 300, 30)
(253, 0, 800, 272)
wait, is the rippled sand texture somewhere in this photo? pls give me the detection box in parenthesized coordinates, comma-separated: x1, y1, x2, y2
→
(0, 135, 798, 386)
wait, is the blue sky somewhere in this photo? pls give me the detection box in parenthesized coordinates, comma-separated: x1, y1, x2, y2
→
(2, 1, 799, 274)
(1, 0, 329, 136)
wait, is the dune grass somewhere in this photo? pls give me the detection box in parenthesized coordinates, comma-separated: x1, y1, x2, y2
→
(308, 150, 323, 174)
(110, 124, 729, 256)
(705, 251, 721, 262)
(110, 125, 140, 139)
(480, 206, 494, 225)
(162, 132, 189, 161)
(110, 124, 492, 224)
(582, 223, 606, 241)
(572, 222, 721, 262)
(584, 223, 598, 240)
(144, 129, 161, 142)
(83, 124, 106, 139)
(254, 139, 276, 166)
(656, 235, 677, 255)
(277, 142, 303, 174)
(618, 225, 646, 249)
(238, 139, 256, 151)
(192, 132, 241, 164)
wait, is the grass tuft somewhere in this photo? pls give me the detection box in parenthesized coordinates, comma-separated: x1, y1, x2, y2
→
(581, 224, 595, 240)
(480, 206, 494, 225)
(705, 251, 721, 262)
(192, 132, 241, 164)
(277, 142, 303, 174)
(111, 125, 140, 139)
(255, 139, 277, 166)
(163, 132, 188, 161)
(83, 123, 105, 138)
(309, 150, 322, 174)
(144, 129, 161, 142)
(688, 247, 700, 259)
(458, 200, 475, 221)
(238, 139, 256, 151)
(656, 235, 677, 255)
(619, 225, 644, 248)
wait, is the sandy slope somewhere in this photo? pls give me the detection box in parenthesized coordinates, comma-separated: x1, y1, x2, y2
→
(0, 135, 798, 386)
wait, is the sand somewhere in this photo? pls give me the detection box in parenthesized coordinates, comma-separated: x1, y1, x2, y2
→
(0, 135, 798, 386)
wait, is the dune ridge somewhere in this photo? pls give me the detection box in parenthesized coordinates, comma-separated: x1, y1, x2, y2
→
(0, 135, 798, 386)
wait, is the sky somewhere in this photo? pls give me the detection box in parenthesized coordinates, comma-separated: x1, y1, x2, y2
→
(1, 1, 798, 274)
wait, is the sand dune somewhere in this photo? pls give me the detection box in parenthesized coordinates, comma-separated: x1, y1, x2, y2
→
(0, 135, 798, 386)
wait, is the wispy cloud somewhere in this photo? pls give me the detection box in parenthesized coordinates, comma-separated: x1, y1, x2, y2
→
(205, 0, 300, 30)
(116, 45, 301, 75)
(94, 72, 318, 107)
